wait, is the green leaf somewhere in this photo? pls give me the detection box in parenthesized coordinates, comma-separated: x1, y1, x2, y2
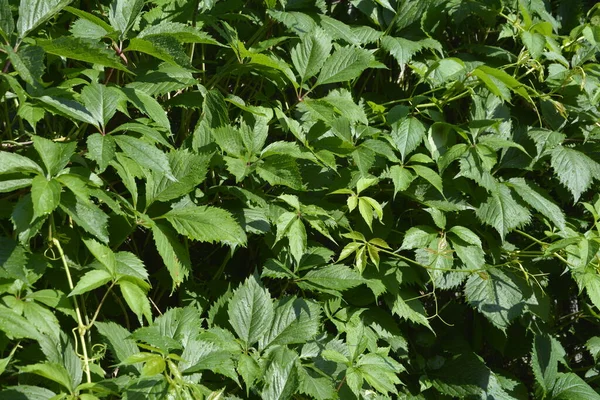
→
(261, 346, 298, 400)
(0, 151, 44, 175)
(17, 0, 73, 38)
(119, 280, 152, 325)
(531, 333, 565, 394)
(150, 223, 192, 287)
(30, 176, 61, 218)
(138, 22, 220, 45)
(356, 353, 403, 395)
(228, 275, 274, 347)
(301, 264, 364, 292)
(108, 0, 144, 38)
(33, 136, 76, 176)
(551, 146, 600, 203)
(521, 31, 545, 59)
(411, 165, 443, 195)
(464, 268, 529, 331)
(83, 238, 117, 275)
(19, 363, 72, 392)
(390, 289, 432, 330)
(59, 191, 109, 243)
(70, 269, 112, 296)
(508, 177, 566, 230)
(381, 36, 440, 66)
(95, 321, 141, 371)
(259, 297, 321, 350)
(549, 373, 600, 400)
(316, 46, 372, 86)
(0, 305, 41, 340)
(287, 217, 307, 263)
(0, 0, 14, 39)
(146, 149, 210, 204)
(80, 82, 123, 130)
(37, 95, 97, 127)
(37, 37, 129, 72)
(86, 133, 116, 172)
(291, 28, 332, 82)
(476, 183, 530, 238)
(297, 366, 336, 400)
(114, 135, 176, 182)
(126, 36, 194, 70)
(164, 205, 247, 246)
(121, 87, 171, 132)
(257, 155, 303, 190)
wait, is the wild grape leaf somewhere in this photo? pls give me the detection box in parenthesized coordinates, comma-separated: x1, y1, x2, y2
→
(228, 275, 274, 347)
(464, 268, 529, 330)
(551, 146, 600, 202)
(164, 205, 247, 246)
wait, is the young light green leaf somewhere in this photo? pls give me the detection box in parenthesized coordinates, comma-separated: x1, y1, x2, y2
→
(164, 205, 246, 246)
(30, 176, 61, 218)
(316, 46, 372, 86)
(228, 275, 274, 347)
(17, 0, 73, 38)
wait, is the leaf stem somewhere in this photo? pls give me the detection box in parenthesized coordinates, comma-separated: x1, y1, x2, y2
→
(51, 236, 92, 384)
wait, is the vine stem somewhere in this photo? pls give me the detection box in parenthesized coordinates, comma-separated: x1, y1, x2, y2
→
(87, 281, 116, 328)
(51, 237, 92, 384)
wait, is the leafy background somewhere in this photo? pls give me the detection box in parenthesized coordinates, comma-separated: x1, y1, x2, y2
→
(1, 0, 600, 399)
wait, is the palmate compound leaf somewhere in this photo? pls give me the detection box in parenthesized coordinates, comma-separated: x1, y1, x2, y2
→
(163, 205, 247, 247)
(32, 136, 76, 177)
(551, 146, 600, 203)
(80, 82, 123, 130)
(228, 275, 274, 348)
(259, 297, 321, 350)
(464, 268, 530, 331)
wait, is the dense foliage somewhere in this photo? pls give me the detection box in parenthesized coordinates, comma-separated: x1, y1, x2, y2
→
(1, 0, 600, 398)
